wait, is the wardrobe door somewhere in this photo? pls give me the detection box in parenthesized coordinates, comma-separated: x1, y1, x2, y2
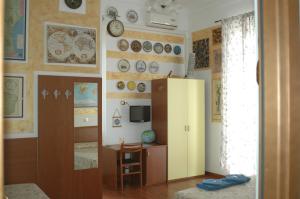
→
(167, 79, 188, 180)
(38, 76, 73, 199)
(186, 80, 205, 177)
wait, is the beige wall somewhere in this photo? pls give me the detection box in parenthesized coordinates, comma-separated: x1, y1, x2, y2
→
(4, 0, 101, 135)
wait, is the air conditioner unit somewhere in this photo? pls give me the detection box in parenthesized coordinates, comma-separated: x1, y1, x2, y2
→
(146, 12, 178, 30)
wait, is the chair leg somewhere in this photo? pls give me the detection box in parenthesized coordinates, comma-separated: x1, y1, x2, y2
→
(121, 174, 124, 191)
(140, 173, 142, 188)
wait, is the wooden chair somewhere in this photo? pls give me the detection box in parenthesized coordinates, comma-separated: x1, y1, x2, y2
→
(119, 143, 143, 191)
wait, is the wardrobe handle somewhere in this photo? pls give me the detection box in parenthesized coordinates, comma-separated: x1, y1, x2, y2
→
(184, 125, 187, 132)
(187, 125, 190, 132)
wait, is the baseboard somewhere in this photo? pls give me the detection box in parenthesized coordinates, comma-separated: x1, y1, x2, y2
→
(205, 171, 225, 178)
(167, 172, 225, 183)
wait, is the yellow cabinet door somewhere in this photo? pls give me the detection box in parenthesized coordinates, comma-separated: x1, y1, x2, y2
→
(187, 80, 205, 177)
(167, 79, 188, 180)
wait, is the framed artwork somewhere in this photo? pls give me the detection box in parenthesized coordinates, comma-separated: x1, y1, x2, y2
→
(212, 48, 222, 73)
(212, 73, 222, 122)
(193, 38, 210, 69)
(212, 27, 222, 45)
(4, 0, 27, 61)
(46, 23, 96, 66)
(74, 82, 98, 107)
(112, 109, 122, 128)
(4, 75, 24, 118)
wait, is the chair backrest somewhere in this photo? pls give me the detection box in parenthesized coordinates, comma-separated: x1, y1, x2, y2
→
(120, 143, 143, 153)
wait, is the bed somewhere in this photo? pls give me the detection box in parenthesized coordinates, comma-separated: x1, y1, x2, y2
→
(175, 177, 256, 199)
(4, 183, 49, 199)
(74, 142, 98, 170)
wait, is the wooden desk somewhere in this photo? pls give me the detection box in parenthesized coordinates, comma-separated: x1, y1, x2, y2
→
(103, 144, 167, 189)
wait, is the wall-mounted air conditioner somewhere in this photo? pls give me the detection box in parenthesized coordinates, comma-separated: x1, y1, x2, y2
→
(145, 12, 178, 30)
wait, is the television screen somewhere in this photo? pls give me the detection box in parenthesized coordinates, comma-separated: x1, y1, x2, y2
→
(130, 106, 151, 122)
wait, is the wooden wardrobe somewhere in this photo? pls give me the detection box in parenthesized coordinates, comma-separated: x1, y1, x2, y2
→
(152, 78, 205, 181)
(38, 75, 102, 199)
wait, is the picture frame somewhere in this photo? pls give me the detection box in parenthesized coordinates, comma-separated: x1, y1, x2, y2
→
(4, 0, 28, 61)
(4, 75, 24, 118)
(45, 22, 97, 67)
(212, 73, 222, 122)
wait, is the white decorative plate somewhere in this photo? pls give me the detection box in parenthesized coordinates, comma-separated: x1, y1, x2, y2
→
(118, 59, 130, 72)
(126, 10, 138, 23)
(149, 61, 159, 74)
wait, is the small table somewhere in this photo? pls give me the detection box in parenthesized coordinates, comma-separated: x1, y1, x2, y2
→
(5, 183, 49, 199)
(103, 143, 167, 189)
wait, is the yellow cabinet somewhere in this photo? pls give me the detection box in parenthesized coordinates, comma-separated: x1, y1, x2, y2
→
(152, 78, 205, 181)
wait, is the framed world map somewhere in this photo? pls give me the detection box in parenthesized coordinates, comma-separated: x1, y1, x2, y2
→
(46, 23, 96, 66)
(4, 0, 27, 61)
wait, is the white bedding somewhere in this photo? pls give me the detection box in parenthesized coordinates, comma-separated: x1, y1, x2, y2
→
(5, 183, 49, 199)
(176, 177, 256, 199)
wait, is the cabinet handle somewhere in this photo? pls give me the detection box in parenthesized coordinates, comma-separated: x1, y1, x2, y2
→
(147, 151, 150, 157)
(184, 125, 187, 132)
(187, 125, 190, 132)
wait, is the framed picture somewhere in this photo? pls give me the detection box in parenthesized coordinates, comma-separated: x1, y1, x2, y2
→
(212, 73, 222, 122)
(212, 27, 222, 45)
(4, 75, 24, 118)
(193, 38, 210, 69)
(74, 82, 98, 107)
(212, 48, 222, 73)
(45, 23, 96, 66)
(4, 0, 27, 61)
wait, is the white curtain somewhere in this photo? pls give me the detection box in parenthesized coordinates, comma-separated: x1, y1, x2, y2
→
(221, 12, 258, 176)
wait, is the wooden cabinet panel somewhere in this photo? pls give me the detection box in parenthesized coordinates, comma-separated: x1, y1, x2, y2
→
(144, 146, 167, 186)
(152, 79, 168, 145)
(4, 138, 37, 184)
(167, 79, 188, 181)
(38, 76, 102, 199)
(187, 80, 205, 177)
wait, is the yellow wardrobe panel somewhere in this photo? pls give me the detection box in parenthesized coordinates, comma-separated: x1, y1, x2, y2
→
(187, 80, 205, 177)
(167, 79, 188, 180)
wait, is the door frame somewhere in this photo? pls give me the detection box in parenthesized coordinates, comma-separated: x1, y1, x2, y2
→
(259, 0, 300, 198)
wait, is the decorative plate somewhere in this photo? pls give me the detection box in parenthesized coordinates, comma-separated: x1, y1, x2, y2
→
(116, 81, 125, 90)
(65, 0, 82, 9)
(174, 45, 182, 55)
(143, 41, 152, 52)
(135, 60, 147, 73)
(126, 10, 138, 23)
(137, 82, 146, 93)
(154, 43, 164, 54)
(107, 19, 124, 37)
(149, 61, 159, 74)
(131, 40, 142, 52)
(127, 81, 136, 91)
(107, 6, 118, 18)
(118, 59, 130, 72)
(117, 39, 129, 51)
(164, 44, 172, 54)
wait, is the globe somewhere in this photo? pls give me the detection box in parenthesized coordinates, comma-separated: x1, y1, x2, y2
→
(141, 130, 156, 144)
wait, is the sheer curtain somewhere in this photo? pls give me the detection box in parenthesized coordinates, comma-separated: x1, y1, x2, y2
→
(221, 12, 258, 176)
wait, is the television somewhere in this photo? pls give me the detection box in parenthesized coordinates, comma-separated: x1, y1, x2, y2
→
(130, 106, 151, 123)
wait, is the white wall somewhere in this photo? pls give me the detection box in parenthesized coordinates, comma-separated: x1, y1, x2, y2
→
(101, 0, 189, 145)
(187, 0, 254, 175)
